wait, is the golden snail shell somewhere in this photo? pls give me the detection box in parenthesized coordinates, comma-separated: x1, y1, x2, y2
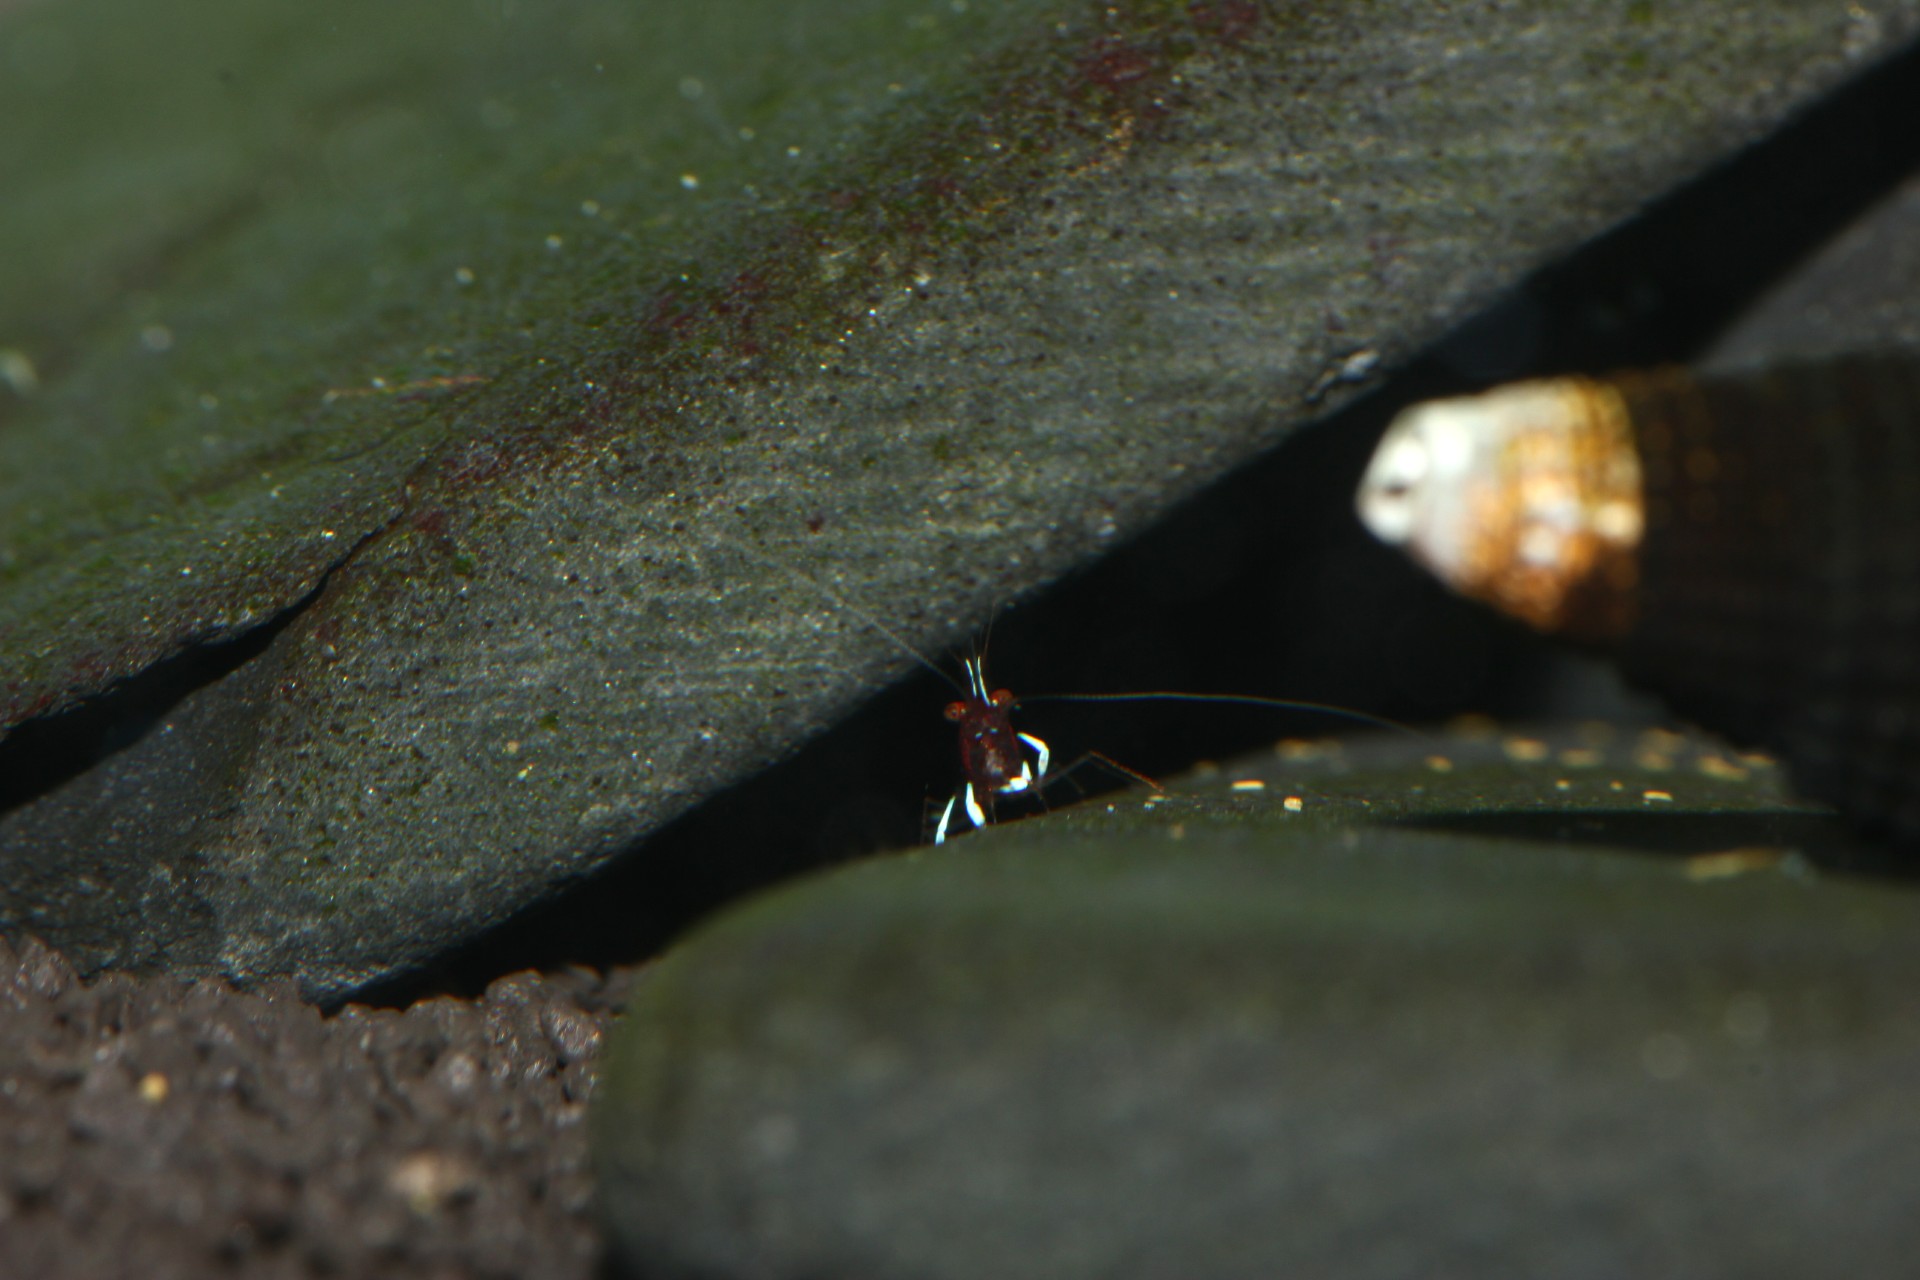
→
(1358, 353, 1920, 842)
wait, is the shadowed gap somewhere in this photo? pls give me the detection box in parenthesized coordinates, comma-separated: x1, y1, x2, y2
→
(0, 606, 297, 816)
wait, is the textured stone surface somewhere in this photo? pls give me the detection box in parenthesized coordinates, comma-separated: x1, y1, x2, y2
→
(4, 0, 1917, 999)
(594, 724, 1920, 1279)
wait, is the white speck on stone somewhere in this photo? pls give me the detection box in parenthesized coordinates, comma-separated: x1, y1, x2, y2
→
(388, 1152, 481, 1215)
(0, 349, 38, 394)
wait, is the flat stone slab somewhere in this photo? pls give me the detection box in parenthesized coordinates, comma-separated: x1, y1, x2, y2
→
(594, 724, 1920, 1278)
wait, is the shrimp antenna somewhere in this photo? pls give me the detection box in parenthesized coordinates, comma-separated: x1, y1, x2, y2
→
(737, 543, 965, 694)
(856, 601, 968, 696)
(1019, 690, 1422, 738)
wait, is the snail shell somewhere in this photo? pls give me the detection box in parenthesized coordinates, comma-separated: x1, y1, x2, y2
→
(1358, 352, 1920, 843)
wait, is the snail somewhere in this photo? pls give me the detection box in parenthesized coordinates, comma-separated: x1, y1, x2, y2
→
(1357, 351, 1920, 844)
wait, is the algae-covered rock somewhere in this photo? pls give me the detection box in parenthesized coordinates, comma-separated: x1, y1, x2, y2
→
(594, 725, 1920, 1278)
(3, 0, 1916, 997)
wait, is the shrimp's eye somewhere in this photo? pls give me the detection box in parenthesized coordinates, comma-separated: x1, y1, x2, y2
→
(990, 689, 1014, 709)
(944, 701, 969, 722)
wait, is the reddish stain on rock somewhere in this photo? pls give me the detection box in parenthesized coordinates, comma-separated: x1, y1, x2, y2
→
(1188, 0, 1262, 44)
(643, 291, 697, 338)
(716, 269, 770, 316)
(1077, 36, 1158, 95)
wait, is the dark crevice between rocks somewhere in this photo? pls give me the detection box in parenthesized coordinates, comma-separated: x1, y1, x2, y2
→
(349, 376, 1601, 1008)
(361, 34, 1920, 1005)
(0, 607, 297, 818)
(0, 523, 390, 820)
(1403, 807, 1920, 884)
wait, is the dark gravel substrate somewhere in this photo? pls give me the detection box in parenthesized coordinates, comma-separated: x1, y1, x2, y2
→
(0, 936, 630, 1280)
